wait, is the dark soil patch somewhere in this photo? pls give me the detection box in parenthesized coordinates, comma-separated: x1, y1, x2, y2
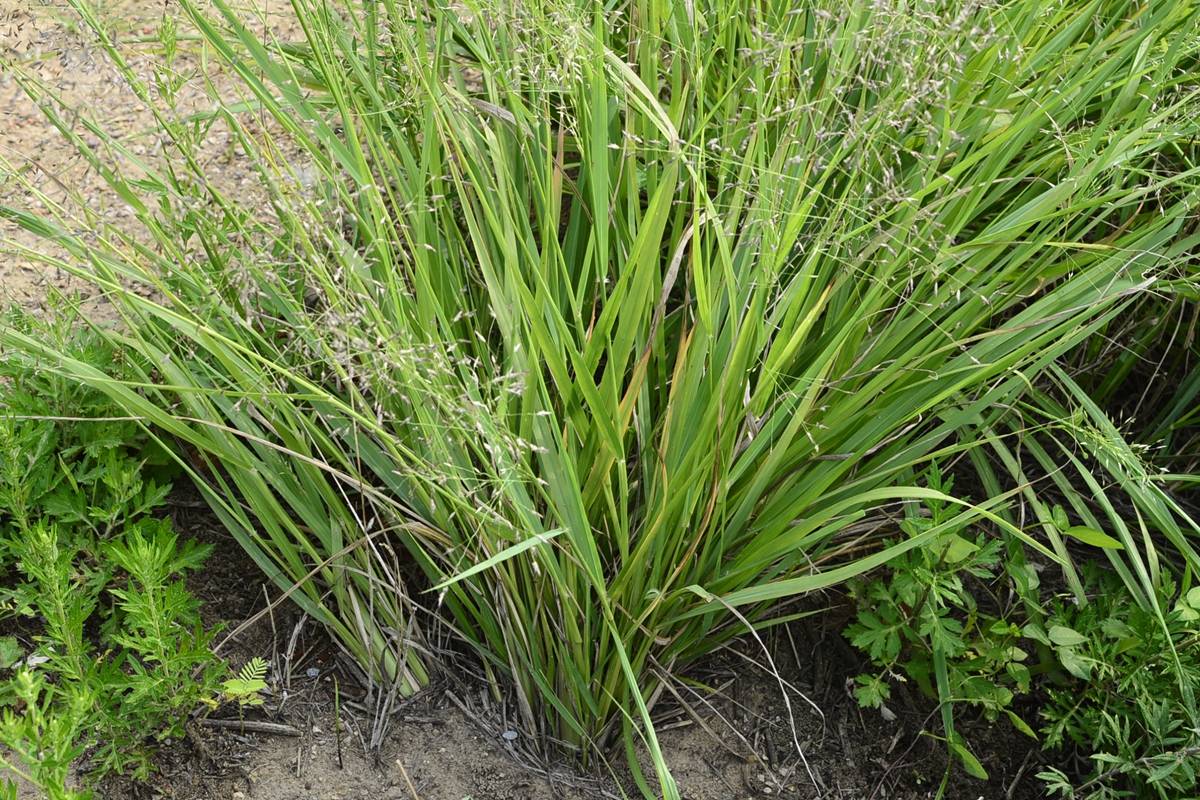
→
(639, 604, 1045, 800)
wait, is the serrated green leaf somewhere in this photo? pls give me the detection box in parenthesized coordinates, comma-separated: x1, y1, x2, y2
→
(853, 674, 891, 709)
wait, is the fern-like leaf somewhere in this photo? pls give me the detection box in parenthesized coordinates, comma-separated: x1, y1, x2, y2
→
(222, 658, 268, 706)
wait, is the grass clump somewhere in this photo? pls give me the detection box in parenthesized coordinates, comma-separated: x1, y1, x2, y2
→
(1, 0, 1199, 796)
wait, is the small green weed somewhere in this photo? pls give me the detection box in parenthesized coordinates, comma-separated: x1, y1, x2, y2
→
(0, 670, 90, 800)
(1036, 568, 1200, 799)
(0, 307, 171, 624)
(848, 466, 1200, 794)
(218, 657, 269, 709)
(845, 464, 1037, 779)
(0, 306, 225, 798)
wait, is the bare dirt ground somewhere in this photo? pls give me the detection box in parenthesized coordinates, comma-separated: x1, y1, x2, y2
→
(3, 0, 200, 311)
(1, 0, 300, 314)
(162, 497, 1043, 800)
(0, 3, 1043, 798)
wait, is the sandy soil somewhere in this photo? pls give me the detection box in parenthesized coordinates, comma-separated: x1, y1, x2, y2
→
(0, 0, 294, 314)
(163, 502, 1042, 800)
(0, 3, 1044, 799)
